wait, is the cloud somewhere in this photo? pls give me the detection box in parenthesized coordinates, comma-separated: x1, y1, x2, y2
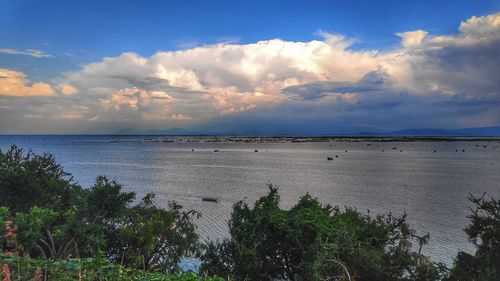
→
(55, 36, 382, 125)
(57, 84, 78, 95)
(0, 48, 52, 58)
(459, 12, 500, 38)
(0, 68, 55, 97)
(396, 30, 428, 47)
(170, 113, 192, 121)
(1, 12, 499, 133)
(398, 12, 500, 98)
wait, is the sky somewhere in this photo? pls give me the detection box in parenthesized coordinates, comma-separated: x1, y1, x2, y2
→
(1, 0, 499, 134)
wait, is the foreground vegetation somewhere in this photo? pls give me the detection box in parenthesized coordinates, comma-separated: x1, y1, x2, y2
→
(0, 255, 222, 281)
(0, 145, 498, 280)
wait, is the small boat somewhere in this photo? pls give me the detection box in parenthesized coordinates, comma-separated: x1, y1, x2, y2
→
(202, 197, 218, 202)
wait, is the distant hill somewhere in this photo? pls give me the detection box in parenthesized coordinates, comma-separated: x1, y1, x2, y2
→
(115, 127, 198, 135)
(358, 126, 500, 137)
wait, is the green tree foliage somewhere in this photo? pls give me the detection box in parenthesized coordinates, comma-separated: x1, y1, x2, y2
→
(446, 194, 500, 281)
(201, 185, 445, 281)
(76, 176, 136, 257)
(0, 255, 223, 281)
(83, 175, 136, 221)
(106, 194, 201, 272)
(199, 240, 234, 278)
(0, 145, 80, 212)
(0, 145, 201, 274)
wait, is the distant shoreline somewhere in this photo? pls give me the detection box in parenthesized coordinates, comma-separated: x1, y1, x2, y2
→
(1, 134, 500, 143)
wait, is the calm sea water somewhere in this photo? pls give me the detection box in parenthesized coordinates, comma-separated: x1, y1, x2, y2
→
(1, 135, 499, 265)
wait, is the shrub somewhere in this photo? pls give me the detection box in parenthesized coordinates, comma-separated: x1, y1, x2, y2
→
(0, 145, 202, 274)
(0, 145, 80, 213)
(446, 194, 500, 281)
(201, 185, 445, 281)
(0, 255, 223, 281)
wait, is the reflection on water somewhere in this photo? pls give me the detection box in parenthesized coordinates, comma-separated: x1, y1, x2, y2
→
(1, 135, 499, 264)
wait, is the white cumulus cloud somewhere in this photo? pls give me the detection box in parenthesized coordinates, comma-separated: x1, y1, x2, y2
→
(1, 12, 499, 133)
(396, 30, 428, 47)
(0, 68, 55, 97)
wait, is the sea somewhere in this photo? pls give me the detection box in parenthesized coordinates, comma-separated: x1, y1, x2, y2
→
(1, 135, 499, 265)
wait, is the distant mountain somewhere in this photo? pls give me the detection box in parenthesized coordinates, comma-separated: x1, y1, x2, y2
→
(115, 127, 198, 135)
(358, 126, 500, 137)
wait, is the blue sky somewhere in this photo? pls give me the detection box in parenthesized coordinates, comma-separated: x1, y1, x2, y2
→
(1, 0, 499, 134)
(2, 0, 498, 78)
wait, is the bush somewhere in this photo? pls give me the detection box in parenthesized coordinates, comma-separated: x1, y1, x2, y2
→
(0, 145, 80, 213)
(0, 145, 201, 273)
(105, 194, 201, 272)
(446, 194, 500, 281)
(0, 255, 223, 281)
(201, 185, 445, 281)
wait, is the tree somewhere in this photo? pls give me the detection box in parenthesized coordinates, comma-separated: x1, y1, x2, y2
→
(0, 146, 202, 274)
(0, 145, 80, 213)
(0, 206, 78, 259)
(75, 176, 136, 257)
(201, 185, 444, 281)
(106, 194, 201, 273)
(447, 194, 500, 281)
